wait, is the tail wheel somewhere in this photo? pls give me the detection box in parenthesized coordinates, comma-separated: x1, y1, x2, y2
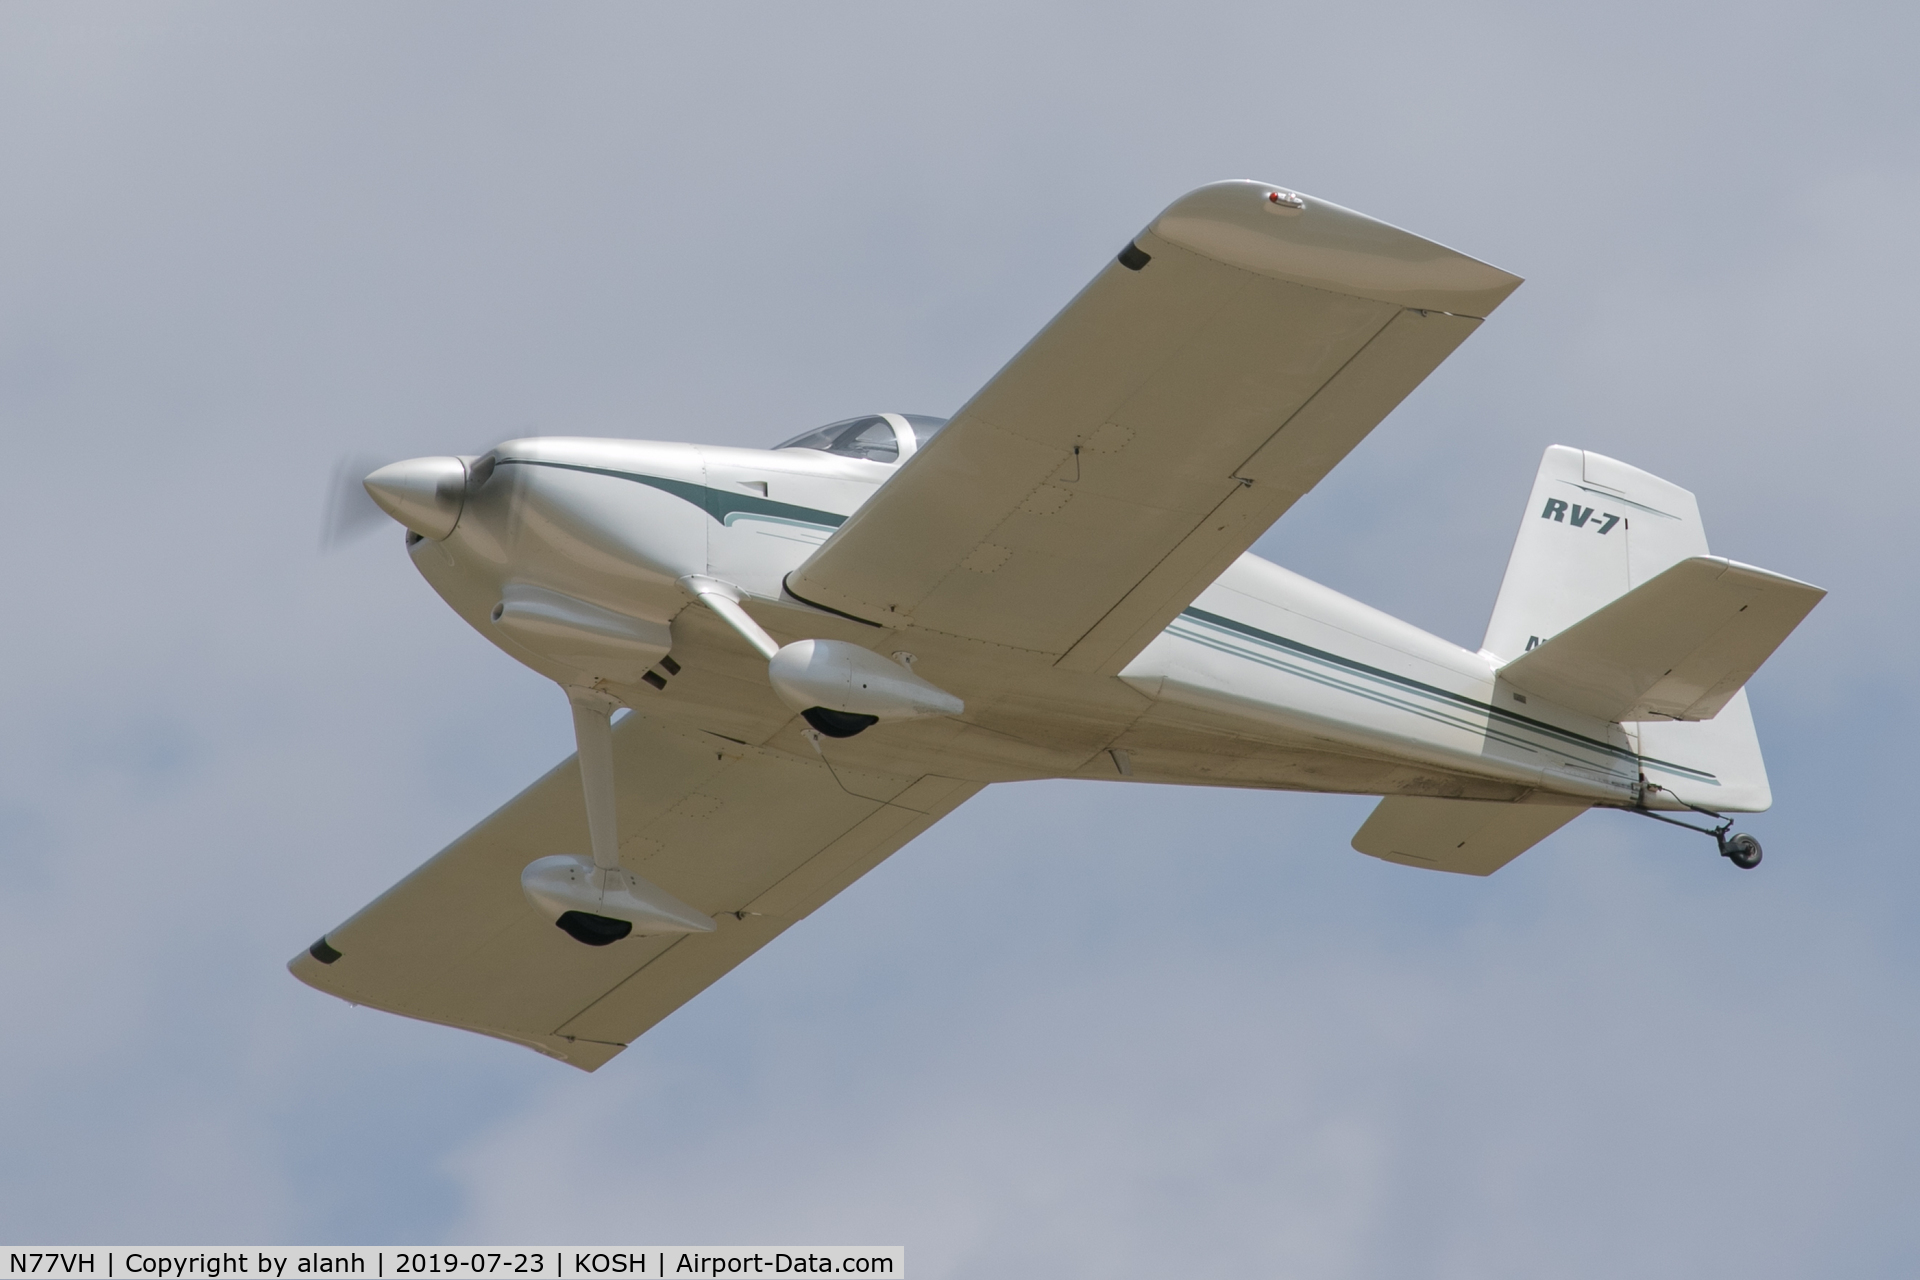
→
(1722, 833, 1762, 869)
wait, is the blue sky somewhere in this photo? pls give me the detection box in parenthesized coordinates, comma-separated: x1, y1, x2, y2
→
(0, 3, 1915, 1274)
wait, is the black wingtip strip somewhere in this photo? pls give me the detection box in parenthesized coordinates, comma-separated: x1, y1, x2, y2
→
(309, 937, 342, 965)
(1118, 241, 1152, 271)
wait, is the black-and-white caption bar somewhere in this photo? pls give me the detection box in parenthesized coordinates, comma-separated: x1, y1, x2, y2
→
(2, 1250, 903, 1279)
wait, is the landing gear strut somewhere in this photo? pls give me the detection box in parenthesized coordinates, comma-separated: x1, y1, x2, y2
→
(1629, 785, 1763, 869)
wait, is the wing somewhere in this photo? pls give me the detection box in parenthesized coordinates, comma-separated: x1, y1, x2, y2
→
(785, 180, 1522, 675)
(1352, 796, 1589, 876)
(290, 710, 980, 1070)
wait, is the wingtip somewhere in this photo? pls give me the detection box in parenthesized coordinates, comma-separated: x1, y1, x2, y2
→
(1148, 179, 1523, 317)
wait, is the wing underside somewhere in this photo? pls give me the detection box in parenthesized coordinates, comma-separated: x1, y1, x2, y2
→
(290, 710, 979, 1070)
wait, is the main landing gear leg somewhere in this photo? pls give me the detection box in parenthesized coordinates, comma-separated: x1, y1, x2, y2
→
(518, 686, 717, 944)
(1628, 784, 1763, 869)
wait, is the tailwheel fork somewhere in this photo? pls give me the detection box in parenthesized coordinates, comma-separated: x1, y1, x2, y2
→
(1628, 784, 1763, 869)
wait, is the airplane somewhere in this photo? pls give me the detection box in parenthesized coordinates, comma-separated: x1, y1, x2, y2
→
(294, 180, 1825, 1071)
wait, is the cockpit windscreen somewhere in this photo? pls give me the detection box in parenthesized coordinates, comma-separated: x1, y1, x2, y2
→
(775, 414, 950, 462)
(900, 414, 949, 447)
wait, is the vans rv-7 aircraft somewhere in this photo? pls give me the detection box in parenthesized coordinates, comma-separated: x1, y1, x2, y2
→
(296, 180, 1824, 1070)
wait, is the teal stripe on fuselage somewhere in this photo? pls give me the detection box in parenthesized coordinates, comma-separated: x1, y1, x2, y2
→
(1175, 607, 1717, 785)
(497, 457, 847, 531)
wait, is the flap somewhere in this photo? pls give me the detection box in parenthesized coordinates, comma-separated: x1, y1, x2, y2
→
(289, 709, 979, 1070)
(1498, 556, 1825, 722)
(1352, 796, 1589, 876)
(783, 180, 1519, 675)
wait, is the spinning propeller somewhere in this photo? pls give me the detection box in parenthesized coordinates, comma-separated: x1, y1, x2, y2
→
(320, 448, 499, 549)
(319, 454, 399, 549)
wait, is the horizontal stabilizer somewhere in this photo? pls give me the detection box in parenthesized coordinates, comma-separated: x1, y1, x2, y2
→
(1352, 796, 1589, 876)
(1499, 556, 1824, 723)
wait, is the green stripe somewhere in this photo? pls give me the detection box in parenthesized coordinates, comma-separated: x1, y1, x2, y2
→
(1171, 620, 1562, 761)
(498, 458, 847, 530)
(1178, 607, 1717, 785)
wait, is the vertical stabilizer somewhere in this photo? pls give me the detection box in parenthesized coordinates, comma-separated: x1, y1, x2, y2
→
(1483, 446, 1775, 812)
(1482, 446, 1707, 662)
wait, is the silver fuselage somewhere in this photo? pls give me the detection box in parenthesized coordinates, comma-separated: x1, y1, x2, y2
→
(409, 435, 1742, 814)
